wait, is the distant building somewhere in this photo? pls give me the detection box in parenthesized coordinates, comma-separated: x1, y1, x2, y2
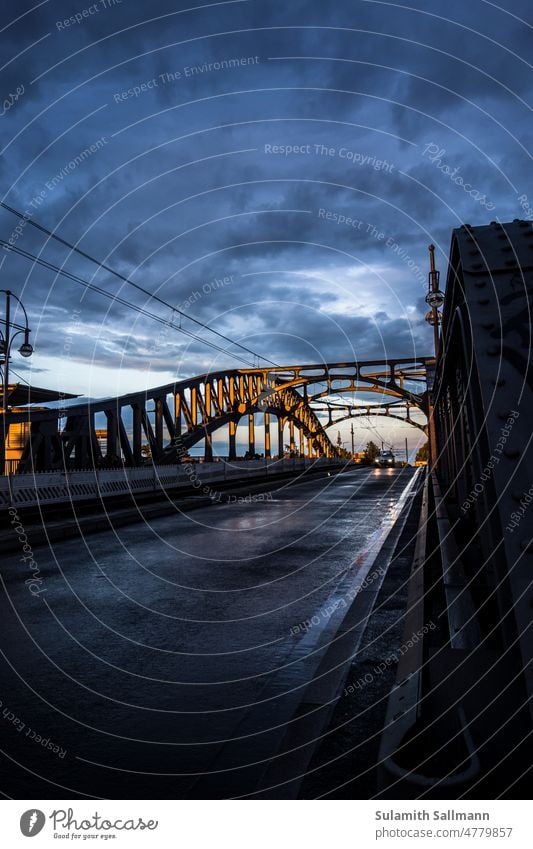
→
(1, 384, 78, 474)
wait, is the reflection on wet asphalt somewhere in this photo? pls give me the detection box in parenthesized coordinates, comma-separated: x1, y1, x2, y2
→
(0, 467, 415, 798)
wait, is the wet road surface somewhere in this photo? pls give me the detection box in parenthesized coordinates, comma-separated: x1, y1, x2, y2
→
(0, 467, 417, 798)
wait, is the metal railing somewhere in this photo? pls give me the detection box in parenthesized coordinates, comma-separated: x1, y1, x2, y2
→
(0, 457, 336, 509)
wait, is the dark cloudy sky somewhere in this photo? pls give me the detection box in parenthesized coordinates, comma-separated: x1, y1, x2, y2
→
(0, 0, 531, 450)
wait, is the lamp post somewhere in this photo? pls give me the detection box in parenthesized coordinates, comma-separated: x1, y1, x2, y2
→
(424, 246, 444, 473)
(341, 440, 353, 460)
(0, 289, 33, 414)
(425, 245, 445, 356)
(1, 290, 33, 473)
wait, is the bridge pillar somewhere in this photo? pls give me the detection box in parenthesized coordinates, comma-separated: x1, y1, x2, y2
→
(190, 386, 197, 427)
(289, 420, 295, 455)
(154, 398, 163, 453)
(248, 413, 255, 457)
(204, 431, 213, 462)
(174, 394, 182, 438)
(204, 384, 213, 462)
(228, 420, 237, 461)
(264, 412, 271, 458)
(105, 409, 118, 462)
(278, 416, 284, 458)
(132, 404, 142, 465)
(307, 436, 313, 458)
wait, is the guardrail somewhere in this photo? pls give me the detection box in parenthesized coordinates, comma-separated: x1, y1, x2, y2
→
(378, 471, 482, 795)
(0, 457, 336, 509)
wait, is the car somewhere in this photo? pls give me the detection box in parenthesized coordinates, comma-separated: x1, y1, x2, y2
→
(375, 450, 395, 467)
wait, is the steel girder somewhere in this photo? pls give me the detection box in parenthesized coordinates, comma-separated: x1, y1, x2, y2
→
(312, 401, 428, 434)
(434, 218, 533, 727)
(2, 357, 431, 472)
(243, 358, 430, 406)
(4, 371, 331, 471)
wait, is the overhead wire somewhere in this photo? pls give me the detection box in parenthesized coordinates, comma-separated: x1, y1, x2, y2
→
(0, 199, 278, 367)
(1, 202, 398, 416)
(0, 239, 257, 367)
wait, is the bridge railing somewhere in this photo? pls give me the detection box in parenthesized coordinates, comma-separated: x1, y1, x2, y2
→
(0, 457, 336, 509)
(378, 220, 533, 795)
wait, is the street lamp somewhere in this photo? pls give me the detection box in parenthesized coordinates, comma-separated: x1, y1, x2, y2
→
(0, 289, 33, 416)
(425, 245, 445, 354)
(424, 247, 443, 474)
(425, 289, 445, 309)
(19, 338, 34, 357)
(341, 440, 353, 460)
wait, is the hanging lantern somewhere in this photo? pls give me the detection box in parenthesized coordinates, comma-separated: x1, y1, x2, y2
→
(425, 289, 445, 308)
(425, 309, 441, 326)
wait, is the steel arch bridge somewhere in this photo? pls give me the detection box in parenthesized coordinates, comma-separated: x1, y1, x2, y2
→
(4, 357, 431, 473)
(313, 401, 429, 435)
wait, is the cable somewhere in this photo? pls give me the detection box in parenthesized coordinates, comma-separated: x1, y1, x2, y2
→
(363, 417, 393, 449)
(7, 366, 30, 386)
(0, 219, 350, 405)
(1, 237, 348, 424)
(0, 203, 394, 416)
(0, 199, 279, 367)
(0, 239, 257, 367)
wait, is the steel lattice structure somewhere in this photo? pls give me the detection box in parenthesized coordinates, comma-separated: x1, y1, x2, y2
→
(2, 358, 430, 473)
(312, 400, 428, 434)
(377, 219, 533, 796)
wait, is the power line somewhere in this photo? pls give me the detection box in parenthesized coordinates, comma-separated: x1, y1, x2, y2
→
(362, 417, 393, 449)
(6, 366, 30, 386)
(0, 239, 257, 367)
(0, 202, 355, 408)
(2, 236, 346, 411)
(0, 199, 278, 367)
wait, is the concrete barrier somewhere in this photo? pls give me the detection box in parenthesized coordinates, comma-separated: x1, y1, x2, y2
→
(0, 458, 335, 509)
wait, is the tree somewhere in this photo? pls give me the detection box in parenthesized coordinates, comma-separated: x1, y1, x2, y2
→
(364, 440, 379, 463)
(415, 442, 429, 463)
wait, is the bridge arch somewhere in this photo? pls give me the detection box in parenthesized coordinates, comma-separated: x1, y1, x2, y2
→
(315, 402, 428, 435)
(5, 358, 430, 472)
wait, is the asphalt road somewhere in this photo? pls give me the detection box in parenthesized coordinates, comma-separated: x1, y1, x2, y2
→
(0, 466, 417, 799)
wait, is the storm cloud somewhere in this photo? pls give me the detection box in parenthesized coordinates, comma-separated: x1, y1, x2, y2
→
(1, 0, 530, 452)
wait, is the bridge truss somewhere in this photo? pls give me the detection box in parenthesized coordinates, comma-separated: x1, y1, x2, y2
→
(3, 358, 430, 473)
(312, 400, 428, 435)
